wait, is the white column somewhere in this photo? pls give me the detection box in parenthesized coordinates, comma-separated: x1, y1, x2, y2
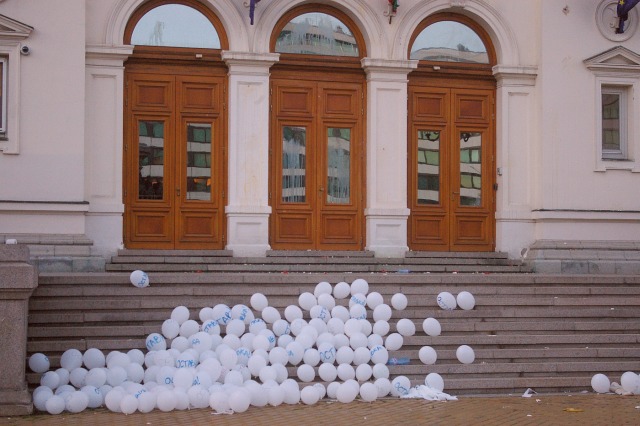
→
(85, 45, 133, 256)
(493, 65, 538, 257)
(361, 59, 417, 258)
(222, 52, 279, 257)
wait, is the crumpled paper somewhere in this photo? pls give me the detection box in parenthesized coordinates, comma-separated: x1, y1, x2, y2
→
(400, 385, 458, 401)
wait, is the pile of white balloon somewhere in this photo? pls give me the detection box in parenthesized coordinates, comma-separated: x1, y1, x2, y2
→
(591, 372, 640, 395)
(28, 276, 479, 416)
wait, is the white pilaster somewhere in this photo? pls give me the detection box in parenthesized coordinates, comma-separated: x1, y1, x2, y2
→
(493, 65, 538, 258)
(361, 59, 417, 258)
(85, 45, 133, 256)
(222, 52, 279, 257)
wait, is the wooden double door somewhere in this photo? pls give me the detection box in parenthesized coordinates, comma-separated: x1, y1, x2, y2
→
(270, 78, 364, 250)
(124, 69, 226, 249)
(408, 84, 495, 251)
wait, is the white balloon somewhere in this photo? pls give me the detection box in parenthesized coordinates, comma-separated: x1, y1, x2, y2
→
(188, 385, 210, 409)
(317, 293, 336, 310)
(373, 304, 392, 322)
(129, 270, 149, 288)
(373, 320, 390, 336)
(456, 345, 475, 364)
(366, 292, 384, 309)
(391, 376, 411, 397)
(209, 390, 230, 413)
(335, 346, 355, 365)
(29, 353, 50, 373)
(318, 363, 338, 382)
(45, 395, 66, 415)
(104, 389, 124, 412)
(40, 371, 60, 390)
(336, 380, 359, 403)
(297, 364, 316, 382)
(349, 304, 367, 320)
(370, 345, 389, 365)
(333, 281, 351, 299)
(286, 341, 305, 366)
(301, 386, 320, 405)
(314, 281, 333, 297)
(353, 347, 371, 366)
(375, 378, 392, 397)
(333, 333, 350, 349)
(259, 366, 278, 384)
(171, 306, 190, 325)
(248, 354, 267, 377)
(620, 371, 639, 393)
(437, 292, 457, 310)
(225, 319, 246, 337)
(289, 318, 308, 336)
(272, 319, 291, 337)
(310, 305, 330, 323)
(313, 383, 327, 399)
(284, 305, 303, 322)
(396, 318, 416, 336)
(199, 306, 214, 322)
(250, 293, 269, 312)
(368, 333, 384, 348)
(145, 333, 167, 352)
(66, 390, 89, 413)
(344, 318, 362, 337)
(337, 363, 356, 381)
(355, 363, 373, 382)
(69, 367, 88, 388)
(61, 349, 83, 371)
(55, 368, 70, 387)
(33, 386, 53, 411)
(157, 390, 177, 412)
(119, 394, 138, 415)
(360, 382, 378, 402)
(198, 320, 218, 337)
(350, 332, 368, 349)
(327, 317, 345, 335)
(249, 318, 267, 334)
(317, 342, 336, 364)
(298, 292, 317, 311)
(419, 346, 438, 365)
(391, 293, 408, 310)
(372, 363, 389, 379)
(385, 333, 403, 351)
(212, 304, 232, 326)
(331, 305, 350, 322)
(456, 291, 476, 310)
(422, 317, 441, 337)
(228, 389, 251, 413)
(262, 306, 281, 324)
(173, 368, 194, 389)
(267, 385, 285, 407)
(591, 373, 610, 394)
(302, 348, 321, 367)
(327, 382, 340, 399)
(350, 278, 369, 296)
(106, 366, 127, 387)
(425, 372, 444, 392)
(191, 332, 213, 354)
(231, 304, 254, 324)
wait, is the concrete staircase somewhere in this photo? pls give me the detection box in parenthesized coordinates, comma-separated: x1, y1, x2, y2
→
(27, 271, 640, 396)
(105, 249, 531, 274)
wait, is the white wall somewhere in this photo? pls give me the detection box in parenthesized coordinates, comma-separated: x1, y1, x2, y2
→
(0, 0, 87, 233)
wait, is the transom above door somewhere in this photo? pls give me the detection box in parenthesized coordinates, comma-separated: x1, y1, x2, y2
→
(269, 79, 364, 250)
(408, 86, 495, 251)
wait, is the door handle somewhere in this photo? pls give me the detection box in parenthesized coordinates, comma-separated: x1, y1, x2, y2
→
(451, 191, 459, 201)
(319, 187, 325, 192)
(176, 187, 180, 196)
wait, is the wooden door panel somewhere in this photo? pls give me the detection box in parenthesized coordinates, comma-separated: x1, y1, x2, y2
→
(129, 209, 173, 249)
(320, 213, 357, 243)
(131, 76, 173, 112)
(178, 77, 221, 114)
(275, 214, 313, 243)
(320, 86, 360, 118)
(412, 89, 449, 122)
(275, 84, 315, 117)
(410, 215, 449, 250)
(454, 90, 491, 124)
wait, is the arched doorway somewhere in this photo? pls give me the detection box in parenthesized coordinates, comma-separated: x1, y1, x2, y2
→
(122, 1, 228, 249)
(269, 5, 366, 250)
(408, 13, 497, 252)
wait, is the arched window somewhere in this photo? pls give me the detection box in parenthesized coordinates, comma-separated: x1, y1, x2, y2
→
(125, 1, 226, 50)
(272, 7, 363, 58)
(409, 14, 495, 66)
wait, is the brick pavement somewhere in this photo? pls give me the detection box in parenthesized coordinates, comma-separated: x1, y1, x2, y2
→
(2, 394, 639, 426)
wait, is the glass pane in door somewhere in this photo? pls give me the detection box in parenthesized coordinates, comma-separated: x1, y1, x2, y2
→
(282, 126, 307, 203)
(186, 123, 212, 200)
(327, 127, 351, 204)
(417, 130, 440, 205)
(138, 120, 165, 200)
(459, 132, 482, 206)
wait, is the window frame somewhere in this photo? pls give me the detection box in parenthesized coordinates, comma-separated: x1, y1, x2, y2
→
(600, 85, 628, 161)
(0, 56, 6, 137)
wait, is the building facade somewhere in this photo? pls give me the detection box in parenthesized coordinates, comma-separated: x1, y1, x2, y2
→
(0, 0, 639, 260)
